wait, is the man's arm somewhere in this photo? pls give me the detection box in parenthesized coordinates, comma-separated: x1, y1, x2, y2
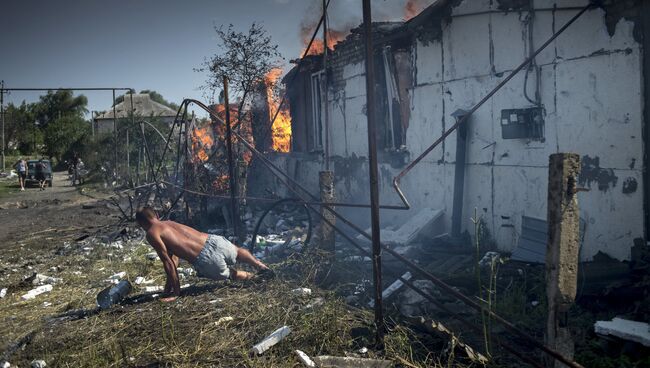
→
(147, 233, 181, 299)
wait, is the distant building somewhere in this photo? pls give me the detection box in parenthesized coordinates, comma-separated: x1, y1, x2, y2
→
(93, 93, 177, 134)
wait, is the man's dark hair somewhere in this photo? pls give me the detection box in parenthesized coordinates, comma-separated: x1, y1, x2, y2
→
(135, 207, 157, 224)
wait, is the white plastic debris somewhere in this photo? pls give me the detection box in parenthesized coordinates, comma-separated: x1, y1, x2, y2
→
(32, 274, 61, 286)
(31, 360, 46, 368)
(42, 302, 52, 307)
(0, 288, 7, 298)
(143, 286, 164, 293)
(209, 298, 224, 304)
(0, 360, 10, 368)
(358, 347, 369, 354)
(295, 350, 316, 367)
(21, 285, 53, 300)
(145, 252, 158, 260)
(251, 325, 291, 355)
(595, 317, 650, 347)
(134, 276, 146, 285)
(105, 272, 127, 284)
(177, 267, 195, 277)
(215, 316, 234, 326)
(291, 288, 312, 296)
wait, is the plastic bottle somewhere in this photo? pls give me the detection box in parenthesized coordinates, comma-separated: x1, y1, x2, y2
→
(97, 280, 132, 309)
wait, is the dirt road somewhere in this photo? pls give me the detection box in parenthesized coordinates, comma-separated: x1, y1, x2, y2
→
(0, 172, 117, 254)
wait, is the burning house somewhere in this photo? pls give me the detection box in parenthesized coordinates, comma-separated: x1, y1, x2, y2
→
(252, 0, 649, 262)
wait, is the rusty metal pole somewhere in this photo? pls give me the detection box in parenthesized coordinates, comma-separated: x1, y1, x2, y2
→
(545, 153, 581, 368)
(223, 76, 242, 242)
(362, 0, 385, 346)
(322, 0, 330, 171)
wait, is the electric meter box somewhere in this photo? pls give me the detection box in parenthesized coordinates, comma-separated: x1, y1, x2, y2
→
(500, 107, 544, 140)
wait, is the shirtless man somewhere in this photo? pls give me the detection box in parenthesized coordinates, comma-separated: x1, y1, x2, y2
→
(135, 207, 270, 302)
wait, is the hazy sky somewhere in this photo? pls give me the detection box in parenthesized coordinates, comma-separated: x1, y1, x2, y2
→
(0, 0, 433, 116)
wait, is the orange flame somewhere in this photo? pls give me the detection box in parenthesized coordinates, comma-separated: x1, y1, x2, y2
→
(405, 0, 428, 20)
(265, 68, 292, 152)
(300, 29, 347, 56)
(190, 125, 213, 163)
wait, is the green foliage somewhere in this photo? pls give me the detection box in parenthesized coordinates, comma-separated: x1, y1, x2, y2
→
(33, 90, 88, 128)
(42, 115, 90, 162)
(3, 101, 40, 154)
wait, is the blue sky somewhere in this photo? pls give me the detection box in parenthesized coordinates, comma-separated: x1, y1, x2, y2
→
(0, 0, 432, 116)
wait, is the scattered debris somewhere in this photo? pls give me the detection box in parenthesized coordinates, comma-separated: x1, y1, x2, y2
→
(357, 208, 443, 246)
(30, 360, 46, 368)
(105, 272, 127, 284)
(304, 297, 325, 309)
(30, 274, 62, 286)
(369, 271, 411, 307)
(21, 285, 53, 300)
(291, 287, 312, 296)
(357, 347, 368, 354)
(0, 288, 7, 298)
(313, 356, 391, 368)
(215, 316, 234, 326)
(478, 252, 501, 268)
(595, 317, 650, 347)
(143, 286, 164, 293)
(251, 325, 291, 355)
(294, 350, 316, 367)
(0, 360, 10, 368)
(97, 280, 132, 309)
(145, 252, 158, 260)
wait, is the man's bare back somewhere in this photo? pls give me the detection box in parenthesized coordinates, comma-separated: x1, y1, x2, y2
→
(147, 221, 208, 262)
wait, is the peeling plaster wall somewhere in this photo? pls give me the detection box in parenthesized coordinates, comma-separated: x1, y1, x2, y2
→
(265, 0, 645, 261)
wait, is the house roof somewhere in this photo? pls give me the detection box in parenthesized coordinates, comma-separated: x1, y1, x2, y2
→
(95, 93, 177, 120)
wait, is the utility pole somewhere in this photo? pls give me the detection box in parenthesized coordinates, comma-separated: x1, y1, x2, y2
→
(223, 76, 243, 243)
(362, 0, 385, 346)
(1, 80, 5, 171)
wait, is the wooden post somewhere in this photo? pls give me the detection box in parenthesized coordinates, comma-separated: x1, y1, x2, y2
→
(319, 170, 336, 252)
(545, 153, 581, 368)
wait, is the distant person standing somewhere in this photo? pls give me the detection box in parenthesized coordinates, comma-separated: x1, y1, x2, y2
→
(13, 158, 27, 191)
(71, 152, 80, 186)
(35, 159, 47, 190)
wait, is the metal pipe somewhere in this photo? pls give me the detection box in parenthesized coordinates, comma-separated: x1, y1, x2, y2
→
(362, 0, 385, 346)
(223, 76, 242, 242)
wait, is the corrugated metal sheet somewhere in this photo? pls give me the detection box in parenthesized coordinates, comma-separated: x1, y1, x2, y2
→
(511, 215, 585, 264)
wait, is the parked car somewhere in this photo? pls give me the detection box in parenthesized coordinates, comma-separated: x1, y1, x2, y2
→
(26, 160, 53, 187)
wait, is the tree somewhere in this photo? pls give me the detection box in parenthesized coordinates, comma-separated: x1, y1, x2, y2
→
(42, 115, 90, 162)
(33, 90, 88, 128)
(199, 23, 283, 116)
(4, 101, 37, 154)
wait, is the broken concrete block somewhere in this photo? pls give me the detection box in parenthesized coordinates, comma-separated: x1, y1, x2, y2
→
(21, 285, 53, 300)
(594, 317, 650, 347)
(251, 325, 291, 355)
(313, 356, 391, 368)
(291, 288, 312, 296)
(294, 350, 316, 367)
(369, 271, 411, 308)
